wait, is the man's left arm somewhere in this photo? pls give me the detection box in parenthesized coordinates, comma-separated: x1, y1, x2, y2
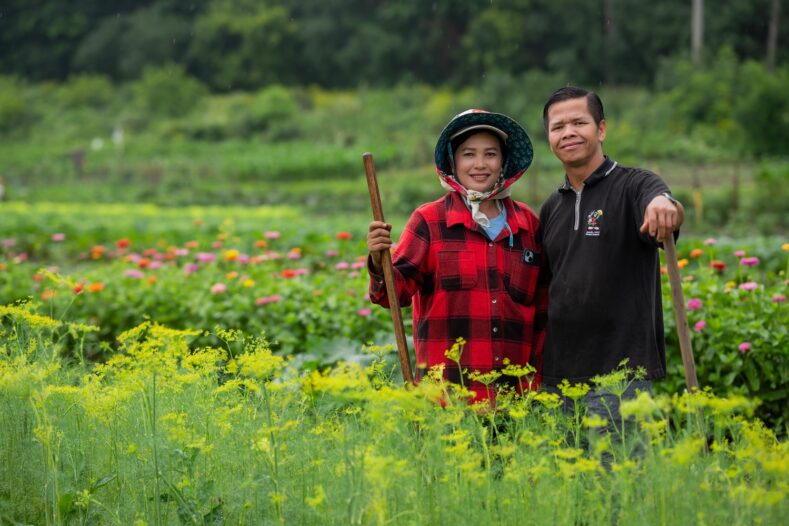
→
(639, 191, 684, 242)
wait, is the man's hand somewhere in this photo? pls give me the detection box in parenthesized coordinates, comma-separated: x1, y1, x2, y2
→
(367, 220, 393, 271)
(640, 194, 684, 241)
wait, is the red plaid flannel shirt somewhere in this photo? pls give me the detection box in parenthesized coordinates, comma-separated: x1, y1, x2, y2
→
(369, 192, 548, 402)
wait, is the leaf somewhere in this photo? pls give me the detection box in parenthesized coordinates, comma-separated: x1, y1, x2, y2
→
(91, 472, 117, 491)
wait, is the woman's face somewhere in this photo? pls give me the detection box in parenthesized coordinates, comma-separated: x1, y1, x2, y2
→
(454, 131, 503, 193)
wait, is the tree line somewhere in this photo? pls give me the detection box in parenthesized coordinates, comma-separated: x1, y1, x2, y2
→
(1, 0, 784, 90)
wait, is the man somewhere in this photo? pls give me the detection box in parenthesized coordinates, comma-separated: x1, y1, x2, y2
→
(538, 87, 683, 442)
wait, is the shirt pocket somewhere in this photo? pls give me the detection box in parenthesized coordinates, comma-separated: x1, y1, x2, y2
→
(505, 246, 541, 304)
(437, 250, 478, 290)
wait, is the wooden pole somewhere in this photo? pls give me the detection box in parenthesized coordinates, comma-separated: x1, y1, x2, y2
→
(663, 234, 700, 392)
(363, 153, 414, 385)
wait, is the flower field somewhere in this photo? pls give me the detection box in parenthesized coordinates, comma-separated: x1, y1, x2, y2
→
(1, 202, 787, 524)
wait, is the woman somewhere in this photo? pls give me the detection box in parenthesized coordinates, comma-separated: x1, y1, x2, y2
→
(367, 109, 548, 403)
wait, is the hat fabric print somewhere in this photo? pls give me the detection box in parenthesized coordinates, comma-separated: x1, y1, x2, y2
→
(434, 109, 533, 192)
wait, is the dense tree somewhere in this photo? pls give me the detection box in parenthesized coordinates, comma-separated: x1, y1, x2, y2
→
(0, 0, 784, 89)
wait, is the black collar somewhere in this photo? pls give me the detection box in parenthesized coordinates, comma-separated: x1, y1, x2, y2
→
(559, 157, 618, 192)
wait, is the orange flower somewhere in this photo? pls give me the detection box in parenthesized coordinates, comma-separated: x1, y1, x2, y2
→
(217, 232, 228, 241)
(224, 249, 240, 262)
(255, 240, 268, 249)
(281, 269, 297, 279)
(73, 283, 85, 294)
(137, 258, 151, 269)
(677, 258, 689, 268)
(660, 265, 667, 274)
(226, 271, 239, 280)
(90, 246, 106, 259)
(87, 282, 104, 293)
(193, 219, 204, 226)
(147, 276, 158, 285)
(41, 289, 56, 301)
(185, 240, 199, 249)
(116, 238, 131, 249)
(689, 249, 703, 258)
(336, 231, 352, 241)
(32, 272, 45, 282)
(0, 263, 6, 271)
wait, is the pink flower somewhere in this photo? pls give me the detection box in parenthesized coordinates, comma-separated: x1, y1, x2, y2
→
(738, 281, 758, 291)
(351, 261, 365, 270)
(256, 295, 282, 306)
(693, 320, 706, 332)
(196, 252, 216, 263)
(148, 261, 163, 270)
(738, 342, 751, 353)
(295, 267, 309, 276)
(287, 251, 301, 260)
(325, 250, 340, 257)
(687, 298, 702, 311)
(264, 231, 281, 240)
(335, 261, 350, 270)
(210, 283, 227, 294)
(348, 271, 360, 278)
(51, 233, 66, 242)
(740, 257, 760, 267)
(703, 238, 717, 246)
(124, 269, 145, 279)
(212, 241, 223, 249)
(173, 248, 189, 257)
(357, 308, 372, 317)
(772, 294, 786, 303)
(184, 263, 199, 275)
(2, 239, 16, 248)
(733, 250, 746, 258)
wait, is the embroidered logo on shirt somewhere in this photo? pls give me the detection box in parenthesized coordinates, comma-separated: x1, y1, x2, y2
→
(585, 209, 603, 237)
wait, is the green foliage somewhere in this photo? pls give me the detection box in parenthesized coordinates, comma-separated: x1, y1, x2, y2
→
(658, 47, 789, 158)
(131, 64, 207, 118)
(660, 237, 789, 429)
(56, 74, 115, 109)
(0, 76, 34, 135)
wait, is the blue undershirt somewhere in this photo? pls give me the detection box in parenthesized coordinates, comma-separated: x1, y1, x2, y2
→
(481, 206, 510, 243)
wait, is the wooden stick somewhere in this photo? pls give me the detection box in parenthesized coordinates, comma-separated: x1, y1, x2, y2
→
(663, 234, 700, 392)
(363, 153, 414, 385)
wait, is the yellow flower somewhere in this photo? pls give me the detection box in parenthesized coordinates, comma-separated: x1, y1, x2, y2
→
(242, 278, 255, 288)
(782, 242, 789, 251)
(305, 485, 325, 508)
(557, 379, 590, 400)
(444, 337, 466, 363)
(223, 249, 239, 261)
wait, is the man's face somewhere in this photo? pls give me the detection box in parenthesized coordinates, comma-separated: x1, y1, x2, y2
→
(546, 97, 606, 169)
(454, 131, 503, 193)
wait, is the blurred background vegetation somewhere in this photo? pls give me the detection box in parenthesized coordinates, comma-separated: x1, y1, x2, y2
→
(0, 0, 786, 234)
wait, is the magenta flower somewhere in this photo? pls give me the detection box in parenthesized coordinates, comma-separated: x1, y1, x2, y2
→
(740, 257, 760, 267)
(211, 241, 223, 249)
(2, 239, 16, 248)
(348, 271, 360, 278)
(693, 320, 706, 332)
(256, 295, 282, 306)
(196, 252, 216, 263)
(703, 238, 717, 246)
(184, 263, 199, 275)
(51, 233, 66, 242)
(687, 298, 703, 311)
(335, 261, 350, 270)
(124, 269, 145, 279)
(351, 261, 365, 270)
(294, 268, 309, 276)
(738, 281, 758, 291)
(738, 342, 751, 353)
(264, 231, 281, 240)
(357, 308, 372, 317)
(148, 261, 163, 270)
(733, 250, 746, 258)
(325, 250, 340, 257)
(210, 283, 227, 294)
(772, 294, 786, 303)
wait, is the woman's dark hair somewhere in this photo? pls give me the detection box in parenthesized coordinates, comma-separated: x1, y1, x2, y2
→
(542, 86, 605, 131)
(450, 129, 506, 158)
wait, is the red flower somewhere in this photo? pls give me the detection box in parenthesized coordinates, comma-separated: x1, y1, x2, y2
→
(116, 238, 131, 249)
(336, 231, 352, 241)
(709, 260, 726, 271)
(281, 269, 297, 279)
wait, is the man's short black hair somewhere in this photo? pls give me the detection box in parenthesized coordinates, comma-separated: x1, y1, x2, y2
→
(542, 86, 605, 131)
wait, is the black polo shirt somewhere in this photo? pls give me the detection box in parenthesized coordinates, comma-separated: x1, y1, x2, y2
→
(538, 157, 671, 385)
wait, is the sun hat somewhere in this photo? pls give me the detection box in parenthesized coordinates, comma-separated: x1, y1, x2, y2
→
(435, 109, 533, 186)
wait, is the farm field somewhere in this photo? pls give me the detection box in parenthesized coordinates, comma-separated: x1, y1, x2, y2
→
(1, 201, 787, 524)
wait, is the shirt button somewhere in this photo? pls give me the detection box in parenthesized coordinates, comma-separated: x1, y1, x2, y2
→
(494, 356, 500, 362)
(492, 298, 497, 304)
(488, 242, 493, 247)
(492, 327, 498, 333)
